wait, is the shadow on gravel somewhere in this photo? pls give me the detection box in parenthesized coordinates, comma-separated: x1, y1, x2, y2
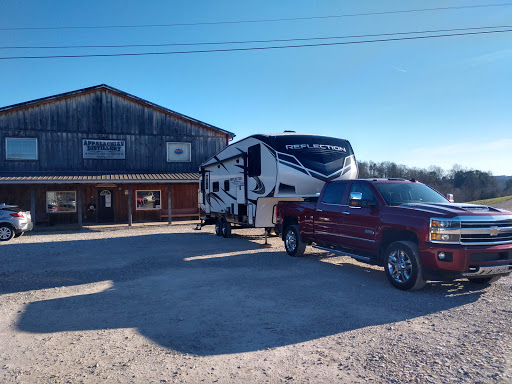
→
(5, 230, 487, 356)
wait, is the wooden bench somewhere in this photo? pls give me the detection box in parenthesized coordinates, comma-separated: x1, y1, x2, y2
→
(160, 208, 200, 221)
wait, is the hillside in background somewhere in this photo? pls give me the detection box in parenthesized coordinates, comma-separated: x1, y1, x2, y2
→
(495, 175, 512, 189)
(357, 161, 512, 203)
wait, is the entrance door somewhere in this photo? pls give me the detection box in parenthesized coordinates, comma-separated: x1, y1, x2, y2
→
(97, 189, 114, 222)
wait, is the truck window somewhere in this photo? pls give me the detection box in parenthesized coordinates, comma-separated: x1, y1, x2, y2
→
(347, 183, 377, 204)
(247, 144, 261, 177)
(321, 183, 347, 205)
(374, 182, 448, 205)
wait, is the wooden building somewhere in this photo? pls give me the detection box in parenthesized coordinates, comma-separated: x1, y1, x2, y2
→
(0, 84, 234, 226)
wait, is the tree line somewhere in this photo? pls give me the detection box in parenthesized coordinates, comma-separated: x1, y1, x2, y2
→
(357, 161, 512, 202)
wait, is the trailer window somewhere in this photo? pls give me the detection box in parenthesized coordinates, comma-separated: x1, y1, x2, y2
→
(247, 144, 261, 177)
(213, 182, 219, 192)
(224, 180, 230, 191)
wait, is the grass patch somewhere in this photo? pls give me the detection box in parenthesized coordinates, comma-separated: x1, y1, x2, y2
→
(468, 196, 512, 205)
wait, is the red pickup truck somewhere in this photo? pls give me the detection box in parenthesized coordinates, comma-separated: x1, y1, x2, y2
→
(276, 179, 512, 290)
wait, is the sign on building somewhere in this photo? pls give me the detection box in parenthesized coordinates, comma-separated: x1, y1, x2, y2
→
(83, 139, 126, 159)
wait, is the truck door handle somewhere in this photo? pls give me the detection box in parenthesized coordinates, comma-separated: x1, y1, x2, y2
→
(342, 211, 350, 215)
(317, 209, 323, 212)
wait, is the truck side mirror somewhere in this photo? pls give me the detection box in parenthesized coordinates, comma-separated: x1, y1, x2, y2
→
(349, 192, 363, 207)
(446, 193, 454, 203)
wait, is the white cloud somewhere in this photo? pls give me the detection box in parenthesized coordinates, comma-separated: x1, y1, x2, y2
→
(467, 49, 512, 67)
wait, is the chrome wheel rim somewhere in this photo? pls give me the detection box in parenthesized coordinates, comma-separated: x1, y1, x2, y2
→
(285, 230, 297, 252)
(0, 227, 12, 240)
(387, 249, 413, 284)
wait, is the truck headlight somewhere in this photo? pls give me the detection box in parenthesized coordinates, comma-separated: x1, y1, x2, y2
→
(430, 233, 460, 242)
(430, 218, 461, 243)
(431, 219, 460, 229)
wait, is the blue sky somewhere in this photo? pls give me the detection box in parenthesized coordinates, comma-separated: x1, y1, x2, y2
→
(1, 1, 511, 175)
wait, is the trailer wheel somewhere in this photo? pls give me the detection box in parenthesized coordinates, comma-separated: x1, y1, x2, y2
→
(221, 220, 232, 238)
(284, 225, 306, 257)
(215, 219, 222, 236)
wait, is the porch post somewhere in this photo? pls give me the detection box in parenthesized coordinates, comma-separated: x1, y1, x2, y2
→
(30, 188, 36, 230)
(128, 188, 132, 227)
(168, 185, 172, 225)
(77, 186, 83, 228)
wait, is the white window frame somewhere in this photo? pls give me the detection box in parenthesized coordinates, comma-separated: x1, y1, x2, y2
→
(136, 190, 162, 210)
(6, 137, 38, 160)
(166, 142, 191, 162)
(46, 191, 77, 213)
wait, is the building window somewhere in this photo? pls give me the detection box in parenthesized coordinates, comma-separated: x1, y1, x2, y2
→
(212, 182, 219, 192)
(6, 138, 38, 160)
(136, 190, 161, 210)
(167, 142, 191, 162)
(46, 191, 76, 213)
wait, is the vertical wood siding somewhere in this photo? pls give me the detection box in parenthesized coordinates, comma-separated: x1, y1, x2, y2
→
(0, 89, 228, 174)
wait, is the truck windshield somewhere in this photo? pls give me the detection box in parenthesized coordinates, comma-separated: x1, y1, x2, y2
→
(374, 182, 449, 205)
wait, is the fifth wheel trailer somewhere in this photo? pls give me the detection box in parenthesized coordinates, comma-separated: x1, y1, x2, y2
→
(199, 132, 358, 237)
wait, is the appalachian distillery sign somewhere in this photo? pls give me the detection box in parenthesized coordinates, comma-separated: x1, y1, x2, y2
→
(82, 139, 126, 159)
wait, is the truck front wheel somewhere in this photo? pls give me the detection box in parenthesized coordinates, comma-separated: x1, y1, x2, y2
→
(284, 225, 306, 257)
(384, 241, 425, 291)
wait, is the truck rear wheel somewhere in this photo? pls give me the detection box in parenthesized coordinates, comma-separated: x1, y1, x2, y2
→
(284, 225, 306, 257)
(384, 241, 425, 291)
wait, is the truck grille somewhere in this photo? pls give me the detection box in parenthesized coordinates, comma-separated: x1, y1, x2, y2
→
(460, 219, 512, 245)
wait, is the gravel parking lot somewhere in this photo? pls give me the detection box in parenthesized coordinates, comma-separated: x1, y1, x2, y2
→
(1, 224, 511, 383)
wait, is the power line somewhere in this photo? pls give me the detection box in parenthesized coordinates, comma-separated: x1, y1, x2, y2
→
(0, 25, 509, 50)
(1, 29, 510, 60)
(1, 3, 511, 31)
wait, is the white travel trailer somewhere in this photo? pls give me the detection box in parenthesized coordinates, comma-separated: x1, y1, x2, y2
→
(199, 133, 358, 236)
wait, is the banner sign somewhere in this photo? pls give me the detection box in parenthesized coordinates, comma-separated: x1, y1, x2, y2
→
(83, 139, 125, 159)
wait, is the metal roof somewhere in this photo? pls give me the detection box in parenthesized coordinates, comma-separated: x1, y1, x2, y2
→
(0, 84, 235, 139)
(0, 172, 200, 184)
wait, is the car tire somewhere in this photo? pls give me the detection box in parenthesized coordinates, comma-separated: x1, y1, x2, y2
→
(0, 224, 15, 242)
(384, 241, 426, 291)
(467, 276, 502, 284)
(215, 219, 222, 236)
(284, 224, 306, 257)
(14, 232, 24, 238)
(221, 220, 232, 238)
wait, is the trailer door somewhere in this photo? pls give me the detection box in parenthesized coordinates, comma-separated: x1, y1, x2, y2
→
(236, 185, 245, 204)
(204, 172, 211, 213)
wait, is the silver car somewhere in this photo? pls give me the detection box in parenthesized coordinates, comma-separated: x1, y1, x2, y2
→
(0, 203, 34, 241)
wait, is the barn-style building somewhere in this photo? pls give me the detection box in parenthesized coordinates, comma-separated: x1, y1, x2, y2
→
(0, 84, 234, 226)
